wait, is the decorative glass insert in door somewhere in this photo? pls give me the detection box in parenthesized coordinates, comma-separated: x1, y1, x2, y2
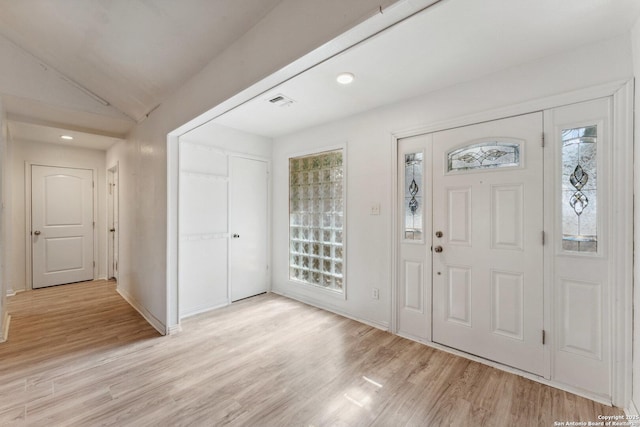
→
(404, 152, 423, 240)
(561, 126, 597, 253)
(289, 149, 344, 292)
(447, 141, 520, 172)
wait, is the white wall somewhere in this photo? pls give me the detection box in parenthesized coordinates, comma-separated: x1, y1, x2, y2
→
(9, 140, 107, 292)
(106, 0, 401, 331)
(631, 15, 640, 415)
(271, 35, 633, 328)
(0, 99, 8, 339)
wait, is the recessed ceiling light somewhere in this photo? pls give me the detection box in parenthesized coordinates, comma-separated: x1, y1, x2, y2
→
(336, 72, 355, 85)
(60, 135, 73, 140)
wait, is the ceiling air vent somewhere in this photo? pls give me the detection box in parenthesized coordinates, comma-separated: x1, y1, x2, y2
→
(267, 94, 294, 107)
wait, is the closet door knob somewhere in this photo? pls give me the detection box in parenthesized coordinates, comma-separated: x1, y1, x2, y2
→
(34, 230, 41, 236)
(232, 234, 240, 238)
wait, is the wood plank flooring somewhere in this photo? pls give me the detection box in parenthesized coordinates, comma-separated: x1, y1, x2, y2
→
(0, 280, 623, 426)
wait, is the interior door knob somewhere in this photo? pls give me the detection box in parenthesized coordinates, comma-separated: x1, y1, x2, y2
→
(232, 234, 240, 238)
(33, 230, 41, 236)
(110, 228, 116, 232)
(434, 246, 443, 253)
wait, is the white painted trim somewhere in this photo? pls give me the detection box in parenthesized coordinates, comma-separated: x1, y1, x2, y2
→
(180, 301, 230, 320)
(166, 134, 180, 330)
(117, 286, 165, 336)
(107, 162, 119, 281)
(6, 289, 16, 297)
(611, 80, 634, 408)
(389, 134, 399, 334)
(271, 289, 389, 332)
(167, 324, 182, 335)
(0, 313, 10, 343)
(25, 162, 99, 290)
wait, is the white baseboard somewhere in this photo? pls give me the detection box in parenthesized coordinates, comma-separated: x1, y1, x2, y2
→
(271, 289, 389, 331)
(116, 287, 166, 336)
(180, 300, 229, 320)
(626, 400, 640, 427)
(167, 324, 183, 335)
(1, 313, 11, 343)
(6, 289, 16, 297)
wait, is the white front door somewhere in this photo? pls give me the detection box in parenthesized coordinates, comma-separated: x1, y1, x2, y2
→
(32, 165, 94, 289)
(229, 156, 268, 302)
(432, 112, 546, 376)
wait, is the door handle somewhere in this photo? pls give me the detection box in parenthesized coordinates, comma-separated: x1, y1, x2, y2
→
(434, 246, 443, 253)
(110, 228, 116, 232)
(232, 234, 240, 238)
(33, 230, 41, 236)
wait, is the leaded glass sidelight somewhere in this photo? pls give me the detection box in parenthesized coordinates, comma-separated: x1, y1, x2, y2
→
(561, 126, 597, 253)
(448, 141, 520, 172)
(404, 152, 423, 240)
(289, 149, 344, 292)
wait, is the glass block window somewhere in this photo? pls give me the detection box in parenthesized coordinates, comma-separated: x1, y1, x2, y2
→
(289, 149, 344, 292)
(561, 126, 597, 253)
(448, 141, 520, 172)
(404, 152, 423, 240)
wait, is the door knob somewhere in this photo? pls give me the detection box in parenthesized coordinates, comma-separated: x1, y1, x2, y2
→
(33, 230, 41, 236)
(434, 246, 443, 253)
(232, 234, 240, 238)
(110, 228, 116, 232)
(435, 231, 443, 238)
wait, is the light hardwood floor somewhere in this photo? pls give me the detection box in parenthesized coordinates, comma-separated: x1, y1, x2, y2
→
(0, 280, 623, 426)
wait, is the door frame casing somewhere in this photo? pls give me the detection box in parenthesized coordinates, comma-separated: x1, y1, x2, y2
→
(389, 79, 633, 407)
(25, 162, 98, 290)
(107, 163, 119, 280)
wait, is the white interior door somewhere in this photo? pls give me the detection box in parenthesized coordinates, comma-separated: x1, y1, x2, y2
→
(32, 165, 94, 289)
(107, 165, 119, 280)
(230, 156, 268, 302)
(432, 113, 546, 376)
(397, 134, 432, 341)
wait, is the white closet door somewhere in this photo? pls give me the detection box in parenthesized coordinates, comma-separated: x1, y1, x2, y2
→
(432, 112, 546, 376)
(229, 156, 268, 302)
(179, 142, 229, 317)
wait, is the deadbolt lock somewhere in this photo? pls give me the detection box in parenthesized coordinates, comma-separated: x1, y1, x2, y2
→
(435, 231, 443, 238)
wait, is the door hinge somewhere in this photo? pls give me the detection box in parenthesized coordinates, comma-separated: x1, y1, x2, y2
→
(542, 231, 545, 245)
(541, 132, 545, 147)
(93, 261, 95, 268)
(92, 181, 95, 188)
(542, 330, 546, 345)
(93, 221, 95, 228)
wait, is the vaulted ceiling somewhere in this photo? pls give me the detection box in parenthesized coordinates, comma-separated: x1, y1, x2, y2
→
(0, 0, 282, 144)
